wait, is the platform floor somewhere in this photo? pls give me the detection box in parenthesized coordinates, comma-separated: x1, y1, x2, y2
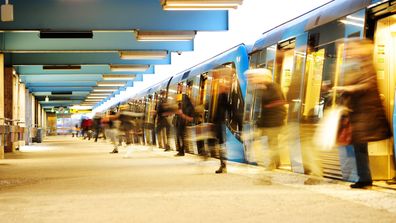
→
(1, 136, 396, 223)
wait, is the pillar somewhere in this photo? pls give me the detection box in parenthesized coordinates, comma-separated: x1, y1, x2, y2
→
(4, 67, 14, 152)
(0, 54, 4, 159)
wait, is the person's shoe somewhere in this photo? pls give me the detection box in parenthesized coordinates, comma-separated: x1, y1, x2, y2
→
(386, 177, 396, 185)
(109, 150, 118, 154)
(254, 176, 272, 185)
(164, 148, 171, 152)
(174, 153, 184, 157)
(215, 167, 227, 174)
(350, 181, 372, 189)
(304, 178, 322, 185)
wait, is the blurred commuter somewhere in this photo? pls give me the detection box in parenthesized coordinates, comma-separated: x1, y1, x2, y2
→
(72, 124, 80, 137)
(245, 68, 287, 181)
(156, 90, 172, 151)
(334, 38, 391, 188)
(118, 110, 141, 158)
(106, 111, 120, 154)
(81, 117, 93, 140)
(173, 93, 194, 156)
(211, 73, 232, 174)
(93, 113, 103, 142)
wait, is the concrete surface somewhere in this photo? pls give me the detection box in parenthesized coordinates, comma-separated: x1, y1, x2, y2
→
(0, 136, 396, 223)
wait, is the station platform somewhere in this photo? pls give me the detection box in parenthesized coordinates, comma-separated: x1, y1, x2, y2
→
(1, 136, 396, 223)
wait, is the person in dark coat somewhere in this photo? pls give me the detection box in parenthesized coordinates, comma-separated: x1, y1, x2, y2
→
(156, 91, 171, 151)
(334, 38, 392, 188)
(174, 94, 194, 156)
(209, 71, 233, 174)
(245, 68, 287, 181)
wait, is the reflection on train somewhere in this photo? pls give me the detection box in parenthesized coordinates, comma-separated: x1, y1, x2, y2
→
(106, 0, 396, 182)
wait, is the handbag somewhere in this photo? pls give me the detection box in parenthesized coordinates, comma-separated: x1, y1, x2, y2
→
(314, 43, 352, 150)
(314, 105, 350, 150)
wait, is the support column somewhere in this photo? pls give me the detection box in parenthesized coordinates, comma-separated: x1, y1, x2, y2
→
(4, 67, 14, 152)
(0, 54, 4, 159)
(19, 82, 26, 146)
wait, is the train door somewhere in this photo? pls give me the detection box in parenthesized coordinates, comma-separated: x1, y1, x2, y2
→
(372, 14, 396, 180)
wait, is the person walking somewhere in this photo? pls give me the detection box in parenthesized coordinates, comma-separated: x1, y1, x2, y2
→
(173, 93, 194, 156)
(334, 38, 392, 188)
(245, 68, 287, 181)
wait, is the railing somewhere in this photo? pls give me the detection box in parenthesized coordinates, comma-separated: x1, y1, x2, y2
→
(0, 117, 29, 147)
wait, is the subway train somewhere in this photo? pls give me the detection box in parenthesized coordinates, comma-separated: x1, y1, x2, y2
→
(110, 0, 396, 181)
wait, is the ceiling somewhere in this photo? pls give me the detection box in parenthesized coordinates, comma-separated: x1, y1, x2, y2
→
(1, 0, 232, 110)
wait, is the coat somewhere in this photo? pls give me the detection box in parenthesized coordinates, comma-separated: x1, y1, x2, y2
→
(342, 60, 391, 144)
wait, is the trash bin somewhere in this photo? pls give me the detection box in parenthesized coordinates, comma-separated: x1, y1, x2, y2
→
(33, 128, 43, 143)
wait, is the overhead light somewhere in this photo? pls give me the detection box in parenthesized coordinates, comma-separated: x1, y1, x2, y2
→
(86, 96, 107, 99)
(43, 65, 82, 70)
(92, 87, 118, 92)
(110, 65, 150, 72)
(102, 74, 136, 81)
(136, 31, 196, 41)
(85, 99, 103, 102)
(88, 93, 112, 96)
(45, 96, 49, 102)
(97, 82, 126, 87)
(339, 20, 364, 28)
(39, 31, 93, 39)
(120, 50, 168, 60)
(161, 0, 243, 10)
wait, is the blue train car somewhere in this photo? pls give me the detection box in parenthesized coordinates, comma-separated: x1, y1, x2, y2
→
(119, 0, 396, 182)
(246, 0, 396, 180)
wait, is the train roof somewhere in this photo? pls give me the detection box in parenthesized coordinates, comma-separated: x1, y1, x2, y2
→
(252, 0, 373, 52)
(169, 44, 249, 85)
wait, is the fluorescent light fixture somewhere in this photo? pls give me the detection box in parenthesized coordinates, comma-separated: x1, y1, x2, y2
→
(97, 82, 126, 87)
(93, 87, 118, 92)
(346, 15, 364, 22)
(88, 93, 112, 96)
(85, 99, 103, 102)
(120, 51, 168, 60)
(340, 20, 364, 28)
(102, 74, 136, 81)
(110, 65, 150, 72)
(136, 31, 196, 41)
(86, 96, 108, 99)
(161, 0, 243, 10)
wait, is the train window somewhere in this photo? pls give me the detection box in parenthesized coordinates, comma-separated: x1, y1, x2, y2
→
(276, 39, 296, 95)
(265, 45, 277, 74)
(186, 80, 193, 98)
(249, 53, 259, 68)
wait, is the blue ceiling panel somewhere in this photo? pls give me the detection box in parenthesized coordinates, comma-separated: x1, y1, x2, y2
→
(25, 82, 98, 88)
(15, 65, 154, 75)
(28, 87, 93, 92)
(0, 32, 194, 51)
(0, 0, 228, 31)
(20, 74, 103, 82)
(8, 52, 171, 66)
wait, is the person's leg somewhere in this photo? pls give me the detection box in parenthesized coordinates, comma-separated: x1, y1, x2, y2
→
(109, 129, 119, 153)
(164, 125, 171, 151)
(175, 127, 184, 156)
(352, 143, 372, 186)
(215, 124, 227, 173)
